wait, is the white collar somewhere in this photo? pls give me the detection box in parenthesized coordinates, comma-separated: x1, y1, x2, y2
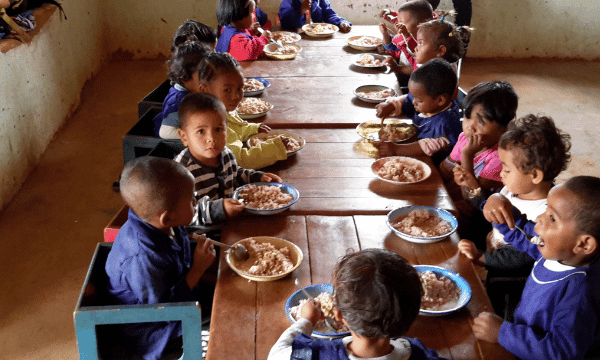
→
(174, 83, 187, 91)
(543, 259, 576, 272)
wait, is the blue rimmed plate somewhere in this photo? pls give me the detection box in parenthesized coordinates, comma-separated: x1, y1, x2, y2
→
(386, 205, 458, 243)
(285, 283, 350, 339)
(243, 77, 270, 97)
(233, 182, 299, 215)
(414, 265, 472, 316)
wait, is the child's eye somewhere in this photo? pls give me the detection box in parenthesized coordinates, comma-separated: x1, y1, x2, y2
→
(198, 129, 204, 134)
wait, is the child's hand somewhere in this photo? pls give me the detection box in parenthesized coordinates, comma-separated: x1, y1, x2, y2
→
(379, 9, 391, 19)
(261, 173, 282, 183)
(223, 198, 245, 218)
(191, 234, 216, 275)
(258, 124, 271, 133)
(395, 22, 409, 38)
(453, 164, 479, 189)
(378, 23, 389, 36)
(300, 0, 311, 15)
(376, 102, 396, 119)
(376, 44, 387, 54)
(251, 22, 262, 34)
(483, 194, 516, 228)
(375, 141, 398, 157)
(463, 133, 484, 157)
(300, 299, 324, 327)
(458, 239, 483, 265)
(473, 312, 503, 343)
(261, 30, 272, 41)
(339, 21, 351, 33)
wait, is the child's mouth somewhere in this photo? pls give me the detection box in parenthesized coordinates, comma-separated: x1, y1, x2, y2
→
(530, 236, 545, 247)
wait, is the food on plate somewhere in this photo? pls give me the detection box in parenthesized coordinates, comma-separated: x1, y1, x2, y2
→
(356, 54, 384, 67)
(243, 239, 294, 276)
(249, 134, 302, 152)
(243, 78, 265, 92)
(391, 209, 452, 237)
(236, 98, 272, 114)
(306, 23, 337, 34)
(349, 36, 382, 47)
(378, 123, 413, 142)
(419, 270, 461, 311)
(376, 158, 426, 182)
(289, 292, 349, 332)
(272, 32, 299, 42)
(356, 89, 395, 100)
(237, 184, 294, 209)
(268, 44, 299, 55)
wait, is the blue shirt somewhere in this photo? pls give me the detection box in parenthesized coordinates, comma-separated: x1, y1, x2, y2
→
(278, 0, 350, 30)
(215, 25, 252, 53)
(105, 209, 195, 360)
(401, 94, 462, 146)
(155, 84, 188, 137)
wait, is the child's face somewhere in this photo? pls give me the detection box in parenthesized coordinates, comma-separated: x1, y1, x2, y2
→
(414, 28, 441, 65)
(182, 72, 202, 93)
(533, 185, 582, 265)
(397, 10, 419, 39)
(408, 80, 446, 115)
(498, 147, 539, 197)
(169, 177, 197, 227)
(202, 68, 244, 112)
(178, 110, 228, 166)
(462, 104, 506, 149)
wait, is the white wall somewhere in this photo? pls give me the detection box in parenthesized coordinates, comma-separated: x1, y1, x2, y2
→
(0, 0, 104, 210)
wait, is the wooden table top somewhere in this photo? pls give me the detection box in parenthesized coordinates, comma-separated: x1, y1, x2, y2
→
(205, 215, 513, 360)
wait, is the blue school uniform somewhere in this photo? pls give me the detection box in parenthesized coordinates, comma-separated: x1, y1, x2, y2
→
(401, 94, 462, 146)
(215, 25, 252, 53)
(154, 83, 187, 137)
(278, 0, 350, 30)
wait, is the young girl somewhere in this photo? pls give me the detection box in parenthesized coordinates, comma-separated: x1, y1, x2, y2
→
(156, 41, 213, 139)
(196, 52, 289, 169)
(170, 20, 218, 53)
(216, 0, 272, 61)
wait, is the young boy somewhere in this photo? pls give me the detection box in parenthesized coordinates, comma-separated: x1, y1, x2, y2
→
(268, 249, 446, 360)
(472, 176, 600, 359)
(279, 0, 352, 33)
(458, 114, 571, 316)
(376, 58, 462, 165)
(175, 92, 281, 231)
(105, 156, 217, 360)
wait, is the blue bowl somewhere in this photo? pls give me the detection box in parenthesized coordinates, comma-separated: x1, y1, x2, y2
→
(414, 265, 472, 316)
(285, 283, 350, 339)
(386, 205, 458, 243)
(233, 182, 299, 215)
(244, 77, 270, 96)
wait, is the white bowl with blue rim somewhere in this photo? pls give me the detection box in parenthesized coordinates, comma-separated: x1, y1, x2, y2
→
(285, 282, 350, 339)
(243, 77, 270, 97)
(414, 265, 472, 316)
(386, 205, 458, 243)
(233, 182, 299, 215)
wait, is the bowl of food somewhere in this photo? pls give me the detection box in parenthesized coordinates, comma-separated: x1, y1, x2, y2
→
(247, 131, 306, 155)
(236, 98, 274, 119)
(386, 205, 458, 243)
(346, 35, 382, 51)
(243, 77, 270, 97)
(226, 236, 303, 282)
(285, 283, 351, 338)
(272, 31, 302, 43)
(233, 182, 299, 215)
(302, 23, 338, 37)
(354, 85, 396, 104)
(356, 119, 417, 142)
(371, 156, 431, 184)
(263, 42, 302, 60)
(350, 54, 388, 68)
(414, 265, 472, 316)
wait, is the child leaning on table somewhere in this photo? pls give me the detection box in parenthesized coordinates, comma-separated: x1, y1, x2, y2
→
(105, 156, 216, 360)
(175, 92, 281, 231)
(376, 58, 462, 165)
(157, 41, 213, 139)
(268, 249, 447, 360)
(458, 115, 571, 315)
(278, 0, 352, 32)
(472, 176, 600, 360)
(196, 51, 290, 169)
(216, 0, 272, 61)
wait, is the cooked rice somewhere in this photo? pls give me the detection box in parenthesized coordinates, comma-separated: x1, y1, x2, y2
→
(245, 239, 294, 276)
(237, 184, 294, 209)
(391, 209, 452, 237)
(236, 98, 272, 114)
(289, 292, 349, 332)
(419, 270, 461, 311)
(243, 78, 265, 92)
(376, 158, 425, 182)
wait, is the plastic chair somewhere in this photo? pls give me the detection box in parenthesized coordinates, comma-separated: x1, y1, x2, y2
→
(73, 243, 204, 359)
(138, 79, 171, 119)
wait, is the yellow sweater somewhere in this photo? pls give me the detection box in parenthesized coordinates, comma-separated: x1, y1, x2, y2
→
(226, 111, 287, 170)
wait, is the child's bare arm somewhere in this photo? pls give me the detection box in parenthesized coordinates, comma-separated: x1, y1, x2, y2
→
(261, 172, 282, 183)
(186, 235, 216, 289)
(378, 23, 391, 44)
(483, 193, 517, 228)
(473, 312, 503, 343)
(377, 141, 425, 157)
(458, 239, 484, 266)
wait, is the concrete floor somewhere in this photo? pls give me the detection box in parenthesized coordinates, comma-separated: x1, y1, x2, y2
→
(0, 59, 599, 359)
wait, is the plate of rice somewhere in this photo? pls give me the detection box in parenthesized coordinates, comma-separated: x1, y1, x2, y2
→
(272, 31, 302, 43)
(285, 283, 351, 338)
(371, 156, 431, 184)
(346, 35, 382, 51)
(246, 131, 306, 155)
(356, 119, 416, 142)
(226, 236, 303, 282)
(302, 23, 338, 37)
(354, 85, 396, 104)
(236, 98, 274, 119)
(243, 77, 270, 97)
(350, 54, 388, 68)
(414, 265, 472, 316)
(386, 205, 458, 243)
(263, 42, 302, 60)
(233, 182, 299, 215)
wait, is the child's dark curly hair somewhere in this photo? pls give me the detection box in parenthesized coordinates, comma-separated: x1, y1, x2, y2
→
(397, 0, 434, 24)
(462, 81, 519, 127)
(564, 176, 600, 243)
(217, 0, 252, 27)
(333, 249, 422, 338)
(499, 114, 571, 181)
(197, 52, 241, 84)
(166, 41, 212, 85)
(171, 20, 217, 53)
(410, 58, 457, 98)
(178, 93, 227, 130)
(418, 17, 473, 63)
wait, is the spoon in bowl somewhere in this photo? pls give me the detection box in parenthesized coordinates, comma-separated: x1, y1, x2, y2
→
(294, 278, 338, 332)
(191, 233, 249, 262)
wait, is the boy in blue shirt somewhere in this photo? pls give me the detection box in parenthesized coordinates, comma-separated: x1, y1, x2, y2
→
(279, 0, 352, 32)
(105, 156, 216, 360)
(473, 176, 600, 359)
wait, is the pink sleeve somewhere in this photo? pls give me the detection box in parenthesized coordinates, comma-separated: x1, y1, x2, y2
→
(449, 133, 466, 162)
(228, 32, 269, 61)
(479, 150, 503, 181)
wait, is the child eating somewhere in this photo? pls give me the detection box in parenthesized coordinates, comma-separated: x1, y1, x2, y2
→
(175, 92, 281, 231)
(473, 176, 600, 359)
(376, 58, 463, 165)
(279, 0, 352, 32)
(458, 114, 571, 317)
(105, 156, 216, 360)
(268, 249, 445, 360)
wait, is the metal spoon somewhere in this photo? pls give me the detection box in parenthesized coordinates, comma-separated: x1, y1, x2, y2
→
(191, 233, 249, 262)
(294, 278, 337, 332)
(514, 225, 543, 245)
